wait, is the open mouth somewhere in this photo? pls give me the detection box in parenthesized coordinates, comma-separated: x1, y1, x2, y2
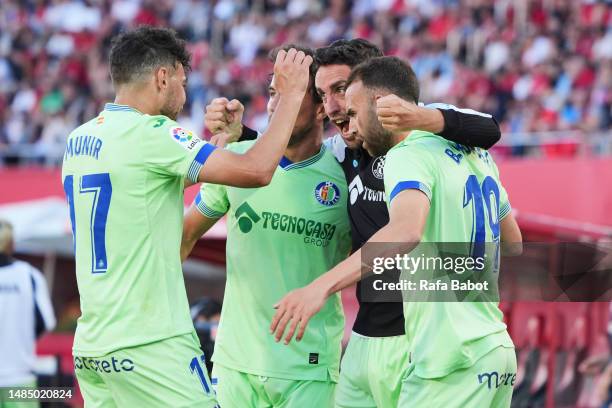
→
(332, 118, 350, 137)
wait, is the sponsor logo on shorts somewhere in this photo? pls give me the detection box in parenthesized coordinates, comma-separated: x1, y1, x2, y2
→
(74, 356, 135, 373)
(170, 126, 201, 151)
(477, 371, 516, 390)
(309, 353, 319, 364)
(315, 181, 340, 207)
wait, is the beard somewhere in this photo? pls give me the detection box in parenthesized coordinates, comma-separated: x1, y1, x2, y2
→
(363, 108, 394, 157)
(160, 103, 181, 121)
(160, 89, 182, 120)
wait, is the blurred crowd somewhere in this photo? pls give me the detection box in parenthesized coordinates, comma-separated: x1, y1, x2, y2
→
(0, 0, 610, 165)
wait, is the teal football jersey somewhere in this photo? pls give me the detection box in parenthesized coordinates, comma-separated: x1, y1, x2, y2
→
(196, 140, 351, 381)
(384, 130, 514, 378)
(62, 103, 216, 356)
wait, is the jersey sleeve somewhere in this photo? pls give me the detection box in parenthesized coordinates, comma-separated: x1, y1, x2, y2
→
(194, 182, 229, 219)
(142, 117, 217, 183)
(384, 143, 437, 204)
(498, 185, 512, 220)
(423, 102, 501, 150)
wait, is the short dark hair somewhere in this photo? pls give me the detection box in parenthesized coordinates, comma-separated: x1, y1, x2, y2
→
(268, 44, 321, 103)
(346, 56, 419, 103)
(315, 39, 383, 68)
(109, 26, 191, 86)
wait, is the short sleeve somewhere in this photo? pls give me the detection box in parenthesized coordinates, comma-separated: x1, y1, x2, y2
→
(498, 185, 511, 220)
(143, 117, 217, 183)
(384, 143, 437, 204)
(194, 182, 229, 219)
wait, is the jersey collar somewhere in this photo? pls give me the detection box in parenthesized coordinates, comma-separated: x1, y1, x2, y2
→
(104, 103, 143, 114)
(279, 144, 326, 171)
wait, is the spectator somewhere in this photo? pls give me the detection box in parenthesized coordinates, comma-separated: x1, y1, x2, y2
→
(0, 0, 609, 163)
(0, 219, 56, 406)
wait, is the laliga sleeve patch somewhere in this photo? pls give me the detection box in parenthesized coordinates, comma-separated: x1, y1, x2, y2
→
(169, 126, 203, 151)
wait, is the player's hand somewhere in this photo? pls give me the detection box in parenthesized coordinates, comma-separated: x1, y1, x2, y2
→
(270, 282, 327, 344)
(205, 97, 244, 142)
(376, 94, 436, 132)
(209, 132, 235, 148)
(273, 48, 313, 98)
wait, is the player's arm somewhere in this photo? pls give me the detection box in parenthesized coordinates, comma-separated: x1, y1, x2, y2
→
(270, 188, 429, 344)
(197, 49, 312, 187)
(500, 212, 522, 256)
(494, 159, 522, 255)
(181, 206, 220, 262)
(376, 95, 501, 149)
(182, 183, 229, 261)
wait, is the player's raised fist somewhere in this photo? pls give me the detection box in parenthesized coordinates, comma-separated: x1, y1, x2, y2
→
(273, 47, 313, 97)
(376, 94, 420, 132)
(205, 97, 244, 143)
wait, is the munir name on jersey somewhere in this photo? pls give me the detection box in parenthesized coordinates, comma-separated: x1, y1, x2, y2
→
(64, 135, 104, 161)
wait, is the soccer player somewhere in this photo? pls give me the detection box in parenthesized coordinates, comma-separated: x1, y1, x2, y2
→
(61, 27, 312, 407)
(181, 45, 351, 407)
(314, 40, 503, 408)
(270, 56, 522, 407)
(207, 38, 503, 407)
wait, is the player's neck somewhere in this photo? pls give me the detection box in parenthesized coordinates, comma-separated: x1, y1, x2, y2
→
(284, 131, 323, 163)
(114, 86, 159, 116)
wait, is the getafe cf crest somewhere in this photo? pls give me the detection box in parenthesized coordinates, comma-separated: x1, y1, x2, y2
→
(371, 156, 385, 179)
(315, 181, 340, 206)
(170, 126, 200, 150)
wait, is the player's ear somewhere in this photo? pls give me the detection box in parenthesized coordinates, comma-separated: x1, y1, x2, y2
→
(315, 102, 326, 122)
(155, 67, 169, 91)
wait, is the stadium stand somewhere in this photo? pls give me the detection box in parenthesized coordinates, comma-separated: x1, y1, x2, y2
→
(0, 0, 610, 165)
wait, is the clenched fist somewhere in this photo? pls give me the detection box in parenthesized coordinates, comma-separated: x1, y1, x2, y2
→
(205, 97, 245, 145)
(376, 94, 444, 134)
(273, 48, 313, 97)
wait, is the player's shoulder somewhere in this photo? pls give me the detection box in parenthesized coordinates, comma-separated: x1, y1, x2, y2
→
(140, 115, 209, 152)
(319, 143, 347, 176)
(4, 259, 39, 278)
(389, 130, 445, 157)
(140, 114, 179, 132)
(67, 116, 98, 138)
